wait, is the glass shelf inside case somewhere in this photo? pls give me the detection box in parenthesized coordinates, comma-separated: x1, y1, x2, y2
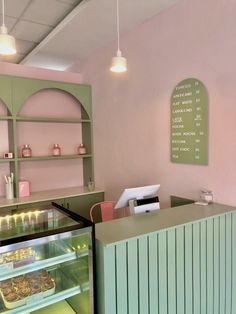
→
(0, 203, 94, 314)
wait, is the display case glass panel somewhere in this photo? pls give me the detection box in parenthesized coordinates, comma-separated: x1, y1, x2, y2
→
(0, 203, 94, 314)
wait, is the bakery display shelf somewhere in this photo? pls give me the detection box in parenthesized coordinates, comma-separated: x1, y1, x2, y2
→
(16, 116, 91, 124)
(17, 154, 92, 162)
(0, 253, 76, 282)
(0, 241, 88, 282)
(31, 300, 76, 314)
(0, 273, 82, 314)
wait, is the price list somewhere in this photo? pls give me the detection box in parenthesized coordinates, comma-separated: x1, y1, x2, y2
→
(170, 78, 208, 165)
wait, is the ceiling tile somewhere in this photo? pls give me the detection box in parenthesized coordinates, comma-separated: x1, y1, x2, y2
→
(2, 16, 17, 32)
(2, 0, 32, 18)
(15, 39, 36, 54)
(12, 20, 52, 42)
(22, 0, 74, 26)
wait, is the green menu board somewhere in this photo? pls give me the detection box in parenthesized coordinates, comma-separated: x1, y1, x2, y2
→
(171, 78, 208, 165)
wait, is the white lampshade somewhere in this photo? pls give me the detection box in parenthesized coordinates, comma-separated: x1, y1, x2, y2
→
(110, 50, 127, 73)
(110, 0, 127, 73)
(0, 25, 16, 55)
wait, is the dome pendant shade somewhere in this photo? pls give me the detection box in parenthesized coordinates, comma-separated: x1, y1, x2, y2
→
(110, 0, 127, 73)
(0, 31, 16, 55)
(110, 50, 127, 73)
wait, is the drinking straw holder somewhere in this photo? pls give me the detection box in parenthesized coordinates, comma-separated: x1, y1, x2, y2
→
(4, 173, 14, 200)
(5, 182, 14, 200)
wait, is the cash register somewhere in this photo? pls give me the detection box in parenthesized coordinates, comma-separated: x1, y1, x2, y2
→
(114, 184, 160, 214)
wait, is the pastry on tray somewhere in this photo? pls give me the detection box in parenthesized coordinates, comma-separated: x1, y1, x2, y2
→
(0, 269, 55, 309)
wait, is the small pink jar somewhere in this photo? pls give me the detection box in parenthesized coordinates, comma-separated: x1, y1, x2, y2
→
(22, 144, 32, 158)
(52, 144, 61, 156)
(78, 143, 86, 155)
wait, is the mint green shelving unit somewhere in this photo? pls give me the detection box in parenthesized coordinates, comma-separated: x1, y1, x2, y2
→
(0, 74, 94, 198)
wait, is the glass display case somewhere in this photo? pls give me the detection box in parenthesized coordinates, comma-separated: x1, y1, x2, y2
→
(0, 202, 95, 314)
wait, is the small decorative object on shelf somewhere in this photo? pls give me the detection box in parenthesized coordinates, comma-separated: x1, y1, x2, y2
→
(3, 152, 13, 159)
(52, 144, 61, 156)
(19, 180, 30, 197)
(21, 144, 32, 158)
(78, 143, 86, 155)
(87, 178, 95, 192)
(200, 189, 213, 204)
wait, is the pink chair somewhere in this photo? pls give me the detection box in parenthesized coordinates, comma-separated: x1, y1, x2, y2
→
(89, 201, 114, 223)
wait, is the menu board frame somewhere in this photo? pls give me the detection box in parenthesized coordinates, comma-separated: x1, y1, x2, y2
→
(170, 78, 208, 165)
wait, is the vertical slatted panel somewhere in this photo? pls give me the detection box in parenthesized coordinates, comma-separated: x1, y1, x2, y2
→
(127, 239, 139, 314)
(158, 231, 168, 314)
(225, 213, 232, 314)
(184, 224, 193, 314)
(103, 245, 117, 314)
(176, 226, 185, 314)
(149, 233, 159, 314)
(219, 215, 226, 314)
(116, 242, 128, 314)
(200, 220, 207, 314)
(192, 222, 200, 314)
(100, 211, 236, 314)
(206, 219, 214, 314)
(232, 212, 236, 313)
(138, 236, 149, 313)
(213, 216, 220, 314)
(167, 228, 176, 314)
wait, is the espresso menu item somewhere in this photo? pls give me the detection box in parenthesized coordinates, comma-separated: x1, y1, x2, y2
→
(170, 78, 208, 165)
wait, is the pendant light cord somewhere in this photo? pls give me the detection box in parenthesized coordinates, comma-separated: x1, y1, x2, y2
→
(2, 0, 5, 26)
(116, 0, 120, 54)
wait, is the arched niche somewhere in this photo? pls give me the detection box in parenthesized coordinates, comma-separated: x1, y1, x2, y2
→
(16, 89, 91, 156)
(17, 88, 83, 118)
(12, 76, 92, 119)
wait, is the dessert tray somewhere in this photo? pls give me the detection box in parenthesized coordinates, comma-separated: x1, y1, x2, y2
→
(0, 247, 36, 269)
(0, 269, 55, 309)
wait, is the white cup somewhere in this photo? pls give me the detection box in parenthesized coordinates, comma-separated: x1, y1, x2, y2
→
(5, 183, 14, 200)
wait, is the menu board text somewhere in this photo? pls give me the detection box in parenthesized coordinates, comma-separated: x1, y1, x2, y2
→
(171, 78, 208, 165)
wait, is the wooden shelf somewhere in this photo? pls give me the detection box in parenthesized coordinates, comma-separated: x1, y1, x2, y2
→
(16, 116, 91, 123)
(0, 116, 13, 120)
(0, 158, 15, 163)
(17, 154, 92, 161)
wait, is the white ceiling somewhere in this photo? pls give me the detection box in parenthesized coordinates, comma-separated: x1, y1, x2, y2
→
(0, 0, 178, 71)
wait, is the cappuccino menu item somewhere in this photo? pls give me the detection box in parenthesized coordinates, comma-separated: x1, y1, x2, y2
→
(171, 78, 208, 165)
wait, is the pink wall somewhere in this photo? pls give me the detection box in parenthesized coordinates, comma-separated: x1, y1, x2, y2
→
(75, 0, 236, 207)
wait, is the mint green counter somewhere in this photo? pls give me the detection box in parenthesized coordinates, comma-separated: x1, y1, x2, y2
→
(95, 203, 236, 314)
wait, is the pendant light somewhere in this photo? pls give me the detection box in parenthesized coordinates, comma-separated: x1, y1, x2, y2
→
(0, 0, 16, 55)
(110, 0, 127, 73)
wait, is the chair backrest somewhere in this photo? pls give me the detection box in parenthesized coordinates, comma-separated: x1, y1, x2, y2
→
(90, 201, 114, 223)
